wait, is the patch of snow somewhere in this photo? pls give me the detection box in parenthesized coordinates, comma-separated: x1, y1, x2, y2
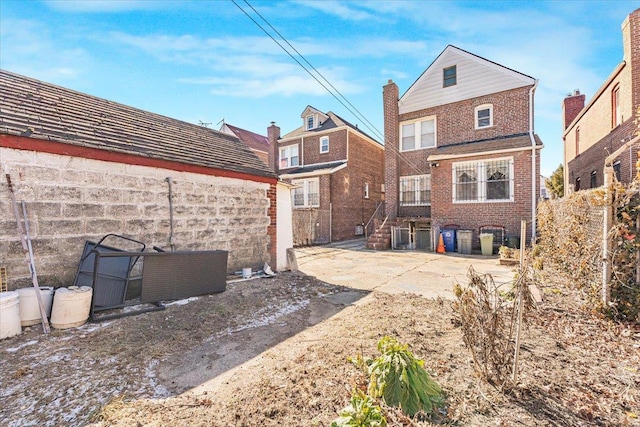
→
(165, 296, 200, 307)
(4, 340, 38, 353)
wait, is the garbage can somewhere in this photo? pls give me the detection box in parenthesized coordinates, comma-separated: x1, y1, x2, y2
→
(505, 235, 520, 249)
(480, 233, 494, 256)
(457, 230, 473, 255)
(442, 229, 456, 253)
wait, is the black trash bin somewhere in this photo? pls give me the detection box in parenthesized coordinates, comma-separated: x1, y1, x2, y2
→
(505, 235, 521, 249)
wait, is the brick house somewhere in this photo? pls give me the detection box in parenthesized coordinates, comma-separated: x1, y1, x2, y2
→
(220, 122, 270, 167)
(268, 106, 384, 245)
(381, 45, 543, 252)
(563, 8, 640, 192)
(0, 69, 290, 290)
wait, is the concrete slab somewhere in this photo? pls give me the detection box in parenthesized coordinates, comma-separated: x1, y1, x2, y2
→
(294, 239, 517, 300)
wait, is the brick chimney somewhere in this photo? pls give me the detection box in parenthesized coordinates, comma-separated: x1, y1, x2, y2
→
(267, 121, 280, 175)
(622, 8, 640, 117)
(383, 79, 399, 219)
(562, 89, 585, 129)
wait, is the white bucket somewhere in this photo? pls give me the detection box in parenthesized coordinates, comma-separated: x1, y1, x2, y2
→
(50, 286, 93, 329)
(0, 291, 21, 339)
(242, 267, 252, 279)
(16, 287, 54, 326)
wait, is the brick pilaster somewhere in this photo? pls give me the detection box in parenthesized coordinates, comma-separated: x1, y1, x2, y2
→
(383, 80, 399, 219)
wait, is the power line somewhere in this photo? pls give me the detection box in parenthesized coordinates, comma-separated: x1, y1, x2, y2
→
(232, 0, 425, 176)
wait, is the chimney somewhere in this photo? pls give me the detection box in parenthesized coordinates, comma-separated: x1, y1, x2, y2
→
(562, 89, 585, 129)
(267, 121, 280, 174)
(383, 79, 399, 219)
(622, 9, 640, 116)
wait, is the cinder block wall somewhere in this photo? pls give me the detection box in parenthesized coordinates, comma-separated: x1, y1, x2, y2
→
(1, 148, 271, 290)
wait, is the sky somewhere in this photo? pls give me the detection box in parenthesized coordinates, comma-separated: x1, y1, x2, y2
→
(0, 0, 637, 177)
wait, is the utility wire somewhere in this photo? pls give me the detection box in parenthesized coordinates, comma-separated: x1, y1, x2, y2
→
(232, 0, 425, 176)
(241, 0, 383, 141)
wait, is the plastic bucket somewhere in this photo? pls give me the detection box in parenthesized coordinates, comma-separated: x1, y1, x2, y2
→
(50, 286, 93, 329)
(0, 291, 22, 339)
(242, 268, 252, 279)
(16, 287, 54, 326)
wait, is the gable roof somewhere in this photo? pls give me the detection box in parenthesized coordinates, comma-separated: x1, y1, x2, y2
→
(221, 123, 269, 153)
(281, 108, 381, 147)
(399, 45, 536, 114)
(0, 69, 277, 180)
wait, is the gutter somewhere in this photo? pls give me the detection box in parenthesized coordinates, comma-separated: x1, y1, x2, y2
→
(529, 80, 538, 243)
(427, 144, 542, 161)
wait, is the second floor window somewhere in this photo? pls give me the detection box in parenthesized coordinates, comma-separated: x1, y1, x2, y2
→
(400, 117, 436, 151)
(612, 85, 621, 127)
(320, 136, 329, 153)
(590, 170, 597, 188)
(475, 104, 493, 129)
(280, 145, 299, 168)
(399, 174, 431, 206)
(292, 178, 319, 208)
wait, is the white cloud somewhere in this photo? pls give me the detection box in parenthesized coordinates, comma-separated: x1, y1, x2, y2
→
(43, 0, 162, 13)
(292, 0, 379, 22)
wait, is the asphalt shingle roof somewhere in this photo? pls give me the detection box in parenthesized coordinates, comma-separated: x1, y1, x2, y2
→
(0, 69, 277, 179)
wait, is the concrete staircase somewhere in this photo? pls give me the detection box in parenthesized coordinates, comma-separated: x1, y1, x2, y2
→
(366, 222, 392, 250)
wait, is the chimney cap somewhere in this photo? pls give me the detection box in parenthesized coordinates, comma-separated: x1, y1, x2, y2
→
(573, 89, 581, 95)
(270, 121, 276, 126)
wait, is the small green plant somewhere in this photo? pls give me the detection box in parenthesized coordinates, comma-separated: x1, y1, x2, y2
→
(331, 390, 386, 427)
(367, 336, 444, 417)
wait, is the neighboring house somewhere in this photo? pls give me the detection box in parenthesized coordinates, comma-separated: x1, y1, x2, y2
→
(220, 122, 271, 167)
(382, 45, 542, 252)
(540, 175, 550, 200)
(563, 8, 640, 193)
(0, 69, 291, 290)
(267, 106, 384, 245)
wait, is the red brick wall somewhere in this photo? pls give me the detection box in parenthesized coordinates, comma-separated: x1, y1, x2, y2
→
(630, 9, 640, 116)
(302, 130, 348, 164)
(431, 148, 539, 246)
(399, 86, 532, 146)
(329, 132, 385, 241)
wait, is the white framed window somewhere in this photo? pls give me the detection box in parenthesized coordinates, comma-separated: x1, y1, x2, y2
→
(292, 178, 319, 208)
(364, 182, 370, 199)
(399, 174, 431, 206)
(443, 65, 456, 87)
(279, 145, 299, 168)
(475, 104, 493, 129)
(400, 117, 436, 151)
(306, 115, 314, 130)
(452, 158, 514, 202)
(320, 136, 329, 153)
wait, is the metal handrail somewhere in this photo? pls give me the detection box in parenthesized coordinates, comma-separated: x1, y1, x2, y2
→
(364, 201, 384, 239)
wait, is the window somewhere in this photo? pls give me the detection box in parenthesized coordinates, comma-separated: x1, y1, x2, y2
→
(400, 117, 436, 151)
(612, 85, 621, 127)
(279, 145, 299, 168)
(292, 178, 319, 208)
(613, 160, 621, 181)
(453, 158, 514, 202)
(443, 65, 456, 87)
(590, 170, 597, 188)
(475, 104, 493, 129)
(575, 177, 581, 191)
(575, 127, 580, 156)
(320, 136, 329, 153)
(306, 115, 314, 130)
(399, 175, 431, 206)
(364, 182, 370, 199)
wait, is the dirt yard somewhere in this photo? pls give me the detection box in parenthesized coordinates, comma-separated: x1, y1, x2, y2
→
(1, 268, 639, 426)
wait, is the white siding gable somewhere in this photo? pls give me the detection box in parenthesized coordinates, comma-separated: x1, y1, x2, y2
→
(399, 45, 535, 114)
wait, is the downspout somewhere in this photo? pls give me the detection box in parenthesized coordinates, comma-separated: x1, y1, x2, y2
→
(528, 80, 539, 244)
(166, 177, 175, 251)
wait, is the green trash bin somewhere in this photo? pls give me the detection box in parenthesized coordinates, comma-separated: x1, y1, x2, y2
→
(479, 233, 494, 256)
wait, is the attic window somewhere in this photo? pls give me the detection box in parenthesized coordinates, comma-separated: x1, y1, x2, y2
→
(443, 65, 457, 88)
(306, 115, 314, 130)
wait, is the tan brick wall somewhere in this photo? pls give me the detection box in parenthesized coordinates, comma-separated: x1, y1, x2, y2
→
(1, 147, 272, 290)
